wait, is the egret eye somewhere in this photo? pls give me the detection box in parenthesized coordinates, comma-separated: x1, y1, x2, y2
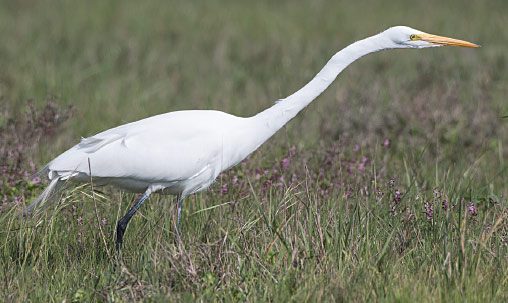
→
(410, 34, 418, 41)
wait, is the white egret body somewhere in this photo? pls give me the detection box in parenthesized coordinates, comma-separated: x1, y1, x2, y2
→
(30, 26, 478, 248)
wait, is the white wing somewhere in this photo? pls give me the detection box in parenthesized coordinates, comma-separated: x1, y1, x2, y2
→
(48, 110, 242, 183)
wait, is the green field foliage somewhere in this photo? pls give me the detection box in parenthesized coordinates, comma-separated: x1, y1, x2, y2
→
(1, 0, 507, 301)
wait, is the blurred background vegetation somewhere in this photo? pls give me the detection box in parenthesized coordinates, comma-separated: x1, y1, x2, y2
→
(0, 0, 507, 301)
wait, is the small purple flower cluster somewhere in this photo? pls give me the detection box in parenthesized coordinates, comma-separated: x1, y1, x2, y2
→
(217, 139, 393, 207)
(390, 189, 403, 215)
(212, 139, 485, 229)
(467, 202, 478, 216)
(442, 199, 449, 211)
(0, 101, 72, 211)
(393, 190, 402, 204)
(424, 202, 434, 220)
(383, 138, 391, 148)
(218, 146, 299, 197)
(220, 183, 228, 195)
(357, 156, 370, 173)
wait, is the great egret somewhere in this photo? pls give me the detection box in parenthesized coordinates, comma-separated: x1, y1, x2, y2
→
(28, 26, 478, 249)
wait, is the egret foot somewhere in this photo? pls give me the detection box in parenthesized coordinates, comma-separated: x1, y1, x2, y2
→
(115, 218, 128, 251)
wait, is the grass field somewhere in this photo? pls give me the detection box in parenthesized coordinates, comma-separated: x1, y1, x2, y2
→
(1, 0, 507, 301)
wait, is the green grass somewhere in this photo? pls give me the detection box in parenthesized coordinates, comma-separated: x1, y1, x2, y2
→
(1, 0, 507, 301)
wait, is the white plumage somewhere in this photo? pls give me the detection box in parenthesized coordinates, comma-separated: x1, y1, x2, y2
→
(47, 111, 246, 194)
(29, 26, 478, 248)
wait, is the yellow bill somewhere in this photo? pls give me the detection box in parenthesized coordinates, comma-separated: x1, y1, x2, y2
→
(416, 33, 480, 48)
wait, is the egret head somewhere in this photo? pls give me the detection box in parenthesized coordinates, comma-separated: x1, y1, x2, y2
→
(382, 26, 479, 49)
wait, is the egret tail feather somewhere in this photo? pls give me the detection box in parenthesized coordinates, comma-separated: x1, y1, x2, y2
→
(24, 177, 62, 216)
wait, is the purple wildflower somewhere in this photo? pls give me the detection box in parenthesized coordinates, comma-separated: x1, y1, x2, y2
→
(442, 199, 449, 211)
(280, 157, 290, 170)
(232, 175, 239, 186)
(13, 196, 23, 206)
(220, 183, 228, 195)
(424, 202, 433, 220)
(467, 202, 478, 216)
(358, 156, 369, 172)
(31, 176, 41, 185)
(290, 174, 298, 185)
(346, 164, 353, 175)
(276, 175, 285, 188)
(383, 138, 390, 148)
(262, 179, 272, 191)
(254, 169, 262, 180)
(433, 189, 442, 199)
(388, 178, 395, 188)
(393, 190, 402, 204)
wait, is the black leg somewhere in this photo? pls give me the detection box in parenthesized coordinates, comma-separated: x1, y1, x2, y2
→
(116, 189, 151, 251)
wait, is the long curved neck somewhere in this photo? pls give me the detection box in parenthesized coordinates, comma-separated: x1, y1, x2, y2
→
(247, 33, 388, 147)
